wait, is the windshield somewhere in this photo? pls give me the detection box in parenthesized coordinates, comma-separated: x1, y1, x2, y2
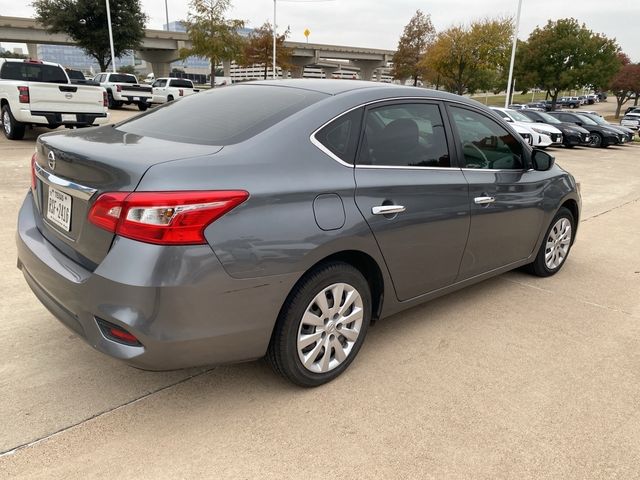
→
(507, 109, 533, 122)
(536, 112, 561, 124)
(583, 114, 606, 125)
(575, 114, 597, 126)
(117, 84, 326, 145)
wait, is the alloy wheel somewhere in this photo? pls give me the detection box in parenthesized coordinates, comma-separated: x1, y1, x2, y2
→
(296, 282, 364, 373)
(3, 111, 10, 136)
(544, 218, 572, 270)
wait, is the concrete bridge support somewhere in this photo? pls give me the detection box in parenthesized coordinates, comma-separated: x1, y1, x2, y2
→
(351, 60, 385, 81)
(136, 48, 183, 78)
(321, 66, 339, 79)
(26, 43, 38, 59)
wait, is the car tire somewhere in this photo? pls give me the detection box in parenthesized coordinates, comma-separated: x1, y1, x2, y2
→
(267, 261, 372, 387)
(526, 207, 575, 277)
(107, 91, 121, 109)
(1, 104, 26, 140)
(138, 102, 148, 111)
(590, 132, 603, 148)
(167, 95, 174, 102)
(565, 144, 575, 149)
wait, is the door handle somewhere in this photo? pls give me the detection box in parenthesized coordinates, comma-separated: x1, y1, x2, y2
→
(474, 196, 495, 205)
(372, 205, 406, 215)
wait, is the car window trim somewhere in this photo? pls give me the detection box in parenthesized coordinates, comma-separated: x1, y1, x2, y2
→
(310, 96, 461, 170)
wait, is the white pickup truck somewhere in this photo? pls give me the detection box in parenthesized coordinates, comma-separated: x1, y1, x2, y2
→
(0, 58, 108, 140)
(93, 72, 153, 111)
(151, 77, 199, 104)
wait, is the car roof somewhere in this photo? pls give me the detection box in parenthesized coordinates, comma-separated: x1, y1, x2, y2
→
(0, 58, 62, 68)
(243, 79, 469, 102)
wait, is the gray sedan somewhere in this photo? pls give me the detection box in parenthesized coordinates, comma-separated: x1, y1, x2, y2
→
(17, 80, 580, 386)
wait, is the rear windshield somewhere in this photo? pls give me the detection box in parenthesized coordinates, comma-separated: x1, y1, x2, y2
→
(170, 79, 193, 88)
(117, 84, 326, 145)
(66, 69, 85, 80)
(109, 74, 137, 83)
(1, 61, 68, 83)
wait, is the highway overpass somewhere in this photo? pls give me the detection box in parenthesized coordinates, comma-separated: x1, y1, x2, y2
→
(0, 16, 393, 80)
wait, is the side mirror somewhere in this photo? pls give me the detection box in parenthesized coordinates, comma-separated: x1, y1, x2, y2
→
(531, 149, 555, 171)
(575, 121, 583, 126)
(504, 117, 513, 122)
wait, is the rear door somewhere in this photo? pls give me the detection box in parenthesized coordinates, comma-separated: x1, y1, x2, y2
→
(353, 100, 470, 301)
(446, 104, 546, 279)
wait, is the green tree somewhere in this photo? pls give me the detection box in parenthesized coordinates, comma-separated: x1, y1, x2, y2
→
(609, 62, 640, 117)
(180, 0, 245, 87)
(240, 22, 292, 80)
(392, 10, 435, 86)
(117, 64, 136, 75)
(33, 0, 146, 72)
(420, 18, 513, 95)
(0, 50, 27, 59)
(518, 18, 620, 109)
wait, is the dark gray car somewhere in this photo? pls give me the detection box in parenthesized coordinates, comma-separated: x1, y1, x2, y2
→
(17, 80, 581, 386)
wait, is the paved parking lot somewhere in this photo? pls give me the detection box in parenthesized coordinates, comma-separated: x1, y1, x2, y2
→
(1, 102, 639, 479)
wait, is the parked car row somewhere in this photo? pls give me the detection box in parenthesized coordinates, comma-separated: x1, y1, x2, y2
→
(490, 107, 634, 149)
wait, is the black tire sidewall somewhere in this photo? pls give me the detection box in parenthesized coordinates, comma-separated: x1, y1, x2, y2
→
(2, 104, 25, 140)
(272, 262, 372, 387)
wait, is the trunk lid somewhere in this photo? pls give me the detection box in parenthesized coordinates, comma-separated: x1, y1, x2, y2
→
(33, 126, 221, 268)
(29, 83, 105, 114)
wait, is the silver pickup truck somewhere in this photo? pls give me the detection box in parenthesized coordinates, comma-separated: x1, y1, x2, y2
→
(0, 58, 108, 140)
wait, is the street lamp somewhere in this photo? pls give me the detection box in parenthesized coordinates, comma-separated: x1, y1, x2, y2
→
(504, 0, 523, 108)
(105, 0, 117, 72)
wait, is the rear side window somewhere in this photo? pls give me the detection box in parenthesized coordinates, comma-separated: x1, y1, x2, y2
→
(0, 62, 68, 83)
(358, 103, 451, 167)
(118, 84, 326, 145)
(314, 108, 363, 164)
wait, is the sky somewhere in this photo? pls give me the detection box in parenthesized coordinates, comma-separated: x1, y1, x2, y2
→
(1, 0, 639, 61)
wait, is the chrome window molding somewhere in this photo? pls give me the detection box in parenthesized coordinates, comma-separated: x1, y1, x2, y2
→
(309, 95, 530, 172)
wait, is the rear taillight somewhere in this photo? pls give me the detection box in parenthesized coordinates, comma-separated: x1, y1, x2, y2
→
(103, 90, 108, 107)
(116, 84, 122, 92)
(179, 89, 184, 96)
(88, 190, 249, 245)
(18, 86, 29, 103)
(31, 153, 37, 191)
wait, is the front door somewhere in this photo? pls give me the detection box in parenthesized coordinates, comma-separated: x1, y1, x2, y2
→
(354, 101, 470, 301)
(446, 105, 546, 279)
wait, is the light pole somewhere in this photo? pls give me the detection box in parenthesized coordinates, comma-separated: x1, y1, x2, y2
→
(273, 0, 277, 79)
(505, 0, 523, 108)
(105, 0, 117, 72)
(165, 0, 170, 31)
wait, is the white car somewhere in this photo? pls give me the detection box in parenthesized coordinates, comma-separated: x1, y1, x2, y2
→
(491, 107, 560, 148)
(621, 112, 640, 130)
(151, 78, 198, 104)
(511, 123, 534, 146)
(93, 72, 153, 111)
(0, 58, 108, 140)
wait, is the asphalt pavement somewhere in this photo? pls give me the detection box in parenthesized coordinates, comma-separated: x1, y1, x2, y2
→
(0, 102, 638, 479)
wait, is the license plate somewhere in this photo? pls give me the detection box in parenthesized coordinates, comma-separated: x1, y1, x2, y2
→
(61, 114, 76, 122)
(133, 96, 140, 101)
(46, 187, 72, 231)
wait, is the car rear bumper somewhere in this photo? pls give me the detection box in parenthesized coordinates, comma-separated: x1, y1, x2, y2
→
(16, 192, 295, 370)
(15, 109, 109, 127)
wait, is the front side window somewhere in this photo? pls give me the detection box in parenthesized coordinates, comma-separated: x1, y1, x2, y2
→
(153, 79, 167, 87)
(357, 103, 451, 167)
(450, 106, 524, 170)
